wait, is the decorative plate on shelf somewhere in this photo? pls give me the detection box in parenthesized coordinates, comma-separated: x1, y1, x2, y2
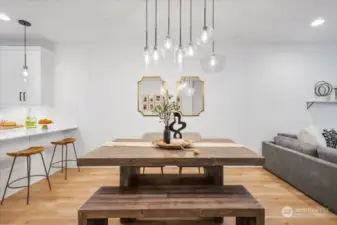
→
(152, 139, 192, 150)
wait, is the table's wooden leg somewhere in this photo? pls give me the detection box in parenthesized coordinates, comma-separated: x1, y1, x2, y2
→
(203, 166, 223, 186)
(120, 218, 137, 224)
(119, 166, 140, 223)
(87, 219, 108, 225)
(213, 217, 224, 223)
(120, 166, 140, 187)
(236, 217, 263, 225)
(203, 166, 224, 222)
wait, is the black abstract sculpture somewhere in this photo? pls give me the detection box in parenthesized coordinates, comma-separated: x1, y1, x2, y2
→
(169, 112, 187, 139)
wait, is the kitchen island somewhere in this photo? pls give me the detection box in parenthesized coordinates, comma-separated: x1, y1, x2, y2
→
(0, 124, 78, 142)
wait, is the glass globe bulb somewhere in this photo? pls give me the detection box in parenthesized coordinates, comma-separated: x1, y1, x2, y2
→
(152, 47, 161, 62)
(144, 47, 151, 65)
(185, 43, 197, 57)
(186, 87, 196, 96)
(178, 81, 188, 91)
(164, 35, 174, 50)
(200, 53, 225, 73)
(21, 65, 29, 77)
(209, 54, 217, 67)
(175, 46, 185, 66)
(198, 26, 213, 45)
(160, 86, 167, 96)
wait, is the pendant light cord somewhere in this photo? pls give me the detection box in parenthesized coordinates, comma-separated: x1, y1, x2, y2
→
(212, 0, 215, 53)
(189, 0, 192, 43)
(145, 0, 148, 48)
(24, 25, 27, 67)
(154, 0, 158, 47)
(203, 0, 207, 27)
(179, 0, 182, 46)
(168, 0, 170, 36)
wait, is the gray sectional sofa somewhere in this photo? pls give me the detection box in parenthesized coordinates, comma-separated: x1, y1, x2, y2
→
(262, 136, 337, 214)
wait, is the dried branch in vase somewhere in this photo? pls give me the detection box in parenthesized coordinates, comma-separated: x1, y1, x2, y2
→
(152, 89, 181, 126)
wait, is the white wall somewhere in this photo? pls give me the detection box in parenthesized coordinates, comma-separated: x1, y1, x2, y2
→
(53, 42, 337, 154)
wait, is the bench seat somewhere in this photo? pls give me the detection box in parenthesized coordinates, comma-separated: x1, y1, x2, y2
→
(78, 185, 265, 225)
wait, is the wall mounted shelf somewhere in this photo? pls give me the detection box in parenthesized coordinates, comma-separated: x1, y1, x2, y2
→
(306, 100, 337, 110)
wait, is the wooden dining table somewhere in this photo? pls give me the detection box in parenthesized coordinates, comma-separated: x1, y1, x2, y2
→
(77, 138, 264, 187)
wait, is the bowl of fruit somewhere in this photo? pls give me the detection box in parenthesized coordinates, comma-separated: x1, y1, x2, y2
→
(38, 119, 53, 130)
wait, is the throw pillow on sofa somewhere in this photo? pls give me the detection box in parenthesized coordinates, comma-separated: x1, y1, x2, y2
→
(318, 146, 337, 165)
(274, 136, 318, 157)
(322, 129, 337, 149)
(297, 125, 327, 147)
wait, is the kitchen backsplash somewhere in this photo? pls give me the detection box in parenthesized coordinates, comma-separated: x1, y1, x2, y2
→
(0, 106, 56, 124)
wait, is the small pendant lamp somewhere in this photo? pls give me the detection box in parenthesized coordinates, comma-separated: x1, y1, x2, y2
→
(18, 20, 31, 82)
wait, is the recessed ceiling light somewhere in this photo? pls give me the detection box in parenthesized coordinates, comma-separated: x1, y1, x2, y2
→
(311, 17, 325, 27)
(0, 13, 11, 21)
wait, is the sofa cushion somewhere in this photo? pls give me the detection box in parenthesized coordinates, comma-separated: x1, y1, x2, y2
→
(274, 136, 318, 157)
(297, 125, 326, 147)
(318, 146, 337, 165)
(277, 133, 298, 139)
(322, 129, 337, 149)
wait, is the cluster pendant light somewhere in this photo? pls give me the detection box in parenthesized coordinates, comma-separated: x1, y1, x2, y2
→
(200, 0, 225, 73)
(175, 0, 184, 68)
(143, 0, 224, 73)
(178, 77, 195, 96)
(144, 0, 151, 65)
(19, 20, 31, 83)
(186, 78, 196, 96)
(185, 0, 197, 58)
(152, 0, 161, 62)
(163, 0, 174, 51)
(197, 0, 213, 46)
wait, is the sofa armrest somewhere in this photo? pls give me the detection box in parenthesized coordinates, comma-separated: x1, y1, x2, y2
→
(262, 141, 337, 214)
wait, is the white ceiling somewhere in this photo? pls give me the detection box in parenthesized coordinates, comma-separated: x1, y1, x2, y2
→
(0, 0, 337, 44)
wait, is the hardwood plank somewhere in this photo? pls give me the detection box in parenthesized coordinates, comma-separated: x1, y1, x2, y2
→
(0, 167, 336, 225)
(78, 138, 263, 167)
(128, 174, 216, 186)
(79, 185, 263, 219)
(78, 147, 264, 167)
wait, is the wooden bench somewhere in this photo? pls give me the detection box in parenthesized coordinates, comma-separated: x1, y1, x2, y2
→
(78, 185, 265, 225)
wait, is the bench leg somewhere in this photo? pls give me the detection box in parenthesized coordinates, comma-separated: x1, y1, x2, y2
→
(87, 219, 108, 225)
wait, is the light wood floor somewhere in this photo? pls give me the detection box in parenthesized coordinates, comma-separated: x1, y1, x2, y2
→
(0, 167, 336, 225)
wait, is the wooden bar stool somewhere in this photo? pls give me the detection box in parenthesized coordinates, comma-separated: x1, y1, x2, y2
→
(48, 138, 80, 180)
(1, 146, 52, 205)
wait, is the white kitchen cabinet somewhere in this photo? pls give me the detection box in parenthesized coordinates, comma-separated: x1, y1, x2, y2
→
(0, 46, 54, 106)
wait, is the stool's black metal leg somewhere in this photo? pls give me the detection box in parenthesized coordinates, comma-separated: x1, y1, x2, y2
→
(48, 145, 57, 176)
(198, 167, 201, 174)
(27, 156, 31, 205)
(142, 167, 145, 174)
(1, 157, 17, 205)
(65, 144, 68, 180)
(40, 153, 52, 191)
(61, 145, 64, 172)
(161, 166, 164, 174)
(72, 143, 80, 172)
(179, 167, 183, 174)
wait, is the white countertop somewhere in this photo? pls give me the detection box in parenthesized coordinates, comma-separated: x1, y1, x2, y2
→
(0, 124, 78, 142)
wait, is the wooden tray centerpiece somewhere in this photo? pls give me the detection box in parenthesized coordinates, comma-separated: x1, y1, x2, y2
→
(152, 139, 192, 150)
